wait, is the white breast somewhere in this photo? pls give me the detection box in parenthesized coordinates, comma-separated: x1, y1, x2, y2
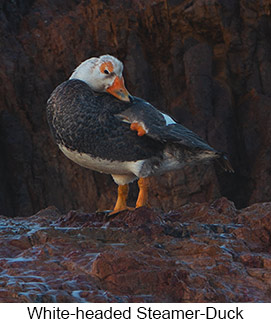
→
(59, 145, 146, 177)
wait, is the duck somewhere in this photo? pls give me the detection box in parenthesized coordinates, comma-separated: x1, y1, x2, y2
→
(47, 54, 233, 214)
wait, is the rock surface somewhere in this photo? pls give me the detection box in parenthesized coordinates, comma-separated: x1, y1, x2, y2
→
(1, 0, 271, 217)
(0, 198, 271, 302)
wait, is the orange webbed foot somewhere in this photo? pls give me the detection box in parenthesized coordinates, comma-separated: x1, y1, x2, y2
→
(109, 184, 133, 216)
(109, 206, 135, 216)
(136, 177, 149, 208)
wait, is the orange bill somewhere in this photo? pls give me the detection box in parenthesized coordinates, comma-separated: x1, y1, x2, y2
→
(106, 76, 131, 102)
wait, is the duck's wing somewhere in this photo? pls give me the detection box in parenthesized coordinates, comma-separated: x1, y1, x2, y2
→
(115, 97, 234, 172)
(115, 97, 212, 150)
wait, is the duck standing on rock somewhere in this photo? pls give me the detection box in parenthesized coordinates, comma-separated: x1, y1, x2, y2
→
(47, 54, 233, 214)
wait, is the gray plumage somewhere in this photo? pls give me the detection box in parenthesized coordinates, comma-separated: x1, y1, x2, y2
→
(47, 79, 233, 183)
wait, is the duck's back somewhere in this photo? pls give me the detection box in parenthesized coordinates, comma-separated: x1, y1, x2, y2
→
(46, 79, 163, 162)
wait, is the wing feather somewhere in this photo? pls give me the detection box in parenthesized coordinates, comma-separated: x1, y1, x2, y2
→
(115, 97, 214, 151)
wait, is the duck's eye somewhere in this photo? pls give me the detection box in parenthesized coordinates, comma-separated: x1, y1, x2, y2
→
(104, 69, 110, 75)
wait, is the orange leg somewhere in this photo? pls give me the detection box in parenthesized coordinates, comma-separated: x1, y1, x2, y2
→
(136, 177, 149, 208)
(110, 184, 129, 214)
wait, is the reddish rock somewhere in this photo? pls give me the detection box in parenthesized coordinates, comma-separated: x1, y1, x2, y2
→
(235, 202, 271, 252)
(91, 250, 188, 302)
(0, 199, 271, 302)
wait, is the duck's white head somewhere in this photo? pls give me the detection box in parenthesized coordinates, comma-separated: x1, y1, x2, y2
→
(69, 54, 131, 102)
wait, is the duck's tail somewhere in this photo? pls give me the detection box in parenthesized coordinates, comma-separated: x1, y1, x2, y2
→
(216, 154, 234, 173)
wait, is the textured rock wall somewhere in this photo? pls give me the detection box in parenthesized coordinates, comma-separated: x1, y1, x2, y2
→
(1, 0, 271, 216)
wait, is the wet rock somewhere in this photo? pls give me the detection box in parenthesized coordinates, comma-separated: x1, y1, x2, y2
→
(0, 198, 271, 302)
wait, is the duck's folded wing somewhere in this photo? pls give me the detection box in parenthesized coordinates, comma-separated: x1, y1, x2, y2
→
(115, 98, 213, 151)
(154, 123, 215, 150)
(115, 99, 234, 172)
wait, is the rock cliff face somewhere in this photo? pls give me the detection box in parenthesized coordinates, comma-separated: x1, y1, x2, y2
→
(0, 199, 271, 302)
(1, 0, 271, 217)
